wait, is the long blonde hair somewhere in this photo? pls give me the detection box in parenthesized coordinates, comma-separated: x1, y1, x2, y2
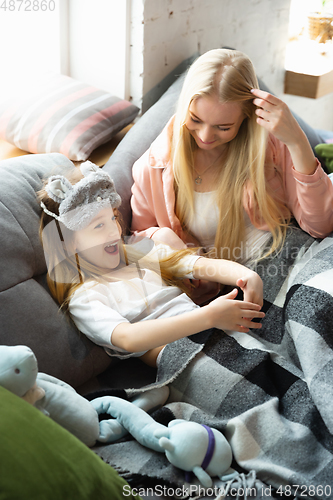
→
(38, 171, 197, 311)
(173, 48, 290, 261)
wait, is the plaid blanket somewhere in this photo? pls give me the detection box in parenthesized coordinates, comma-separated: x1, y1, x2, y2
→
(94, 227, 333, 499)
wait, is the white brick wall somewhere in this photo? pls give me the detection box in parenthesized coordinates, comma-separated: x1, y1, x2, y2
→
(283, 90, 333, 132)
(138, 0, 291, 99)
(130, 0, 333, 131)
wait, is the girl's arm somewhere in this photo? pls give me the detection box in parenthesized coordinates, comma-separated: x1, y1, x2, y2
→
(112, 288, 264, 353)
(192, 256, 263, 306)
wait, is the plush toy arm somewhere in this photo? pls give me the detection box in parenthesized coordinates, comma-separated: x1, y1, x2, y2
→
(90, 396, 166, 452)
(156, 436, 174, 452)
(91, 398, 130, 444)
(91, 387, 169, 444)
(129, 386, 169, 412)
(167, 419, 187, 427)
(36, 375, 100, 447)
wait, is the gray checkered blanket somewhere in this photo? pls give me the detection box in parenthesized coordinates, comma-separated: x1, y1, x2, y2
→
(94, 227, 333, 499)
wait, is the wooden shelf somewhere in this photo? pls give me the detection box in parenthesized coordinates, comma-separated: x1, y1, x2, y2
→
(284, 68, 333, 98)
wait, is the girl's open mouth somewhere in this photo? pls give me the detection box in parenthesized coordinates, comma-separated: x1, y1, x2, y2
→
(104, 242, 119, 255)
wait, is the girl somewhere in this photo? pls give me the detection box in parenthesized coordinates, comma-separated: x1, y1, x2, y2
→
(38, 162, 264, 367)
(130, 49, 333, 268)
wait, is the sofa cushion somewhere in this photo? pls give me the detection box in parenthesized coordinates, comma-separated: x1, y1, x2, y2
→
(0, 72, 139, 161)
(0, 386, 137, 500)
(0, 153, 112, 387)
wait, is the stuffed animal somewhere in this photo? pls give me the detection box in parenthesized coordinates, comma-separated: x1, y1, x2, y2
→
(1, 345, 236, 487)
(92, 396, 237, 487)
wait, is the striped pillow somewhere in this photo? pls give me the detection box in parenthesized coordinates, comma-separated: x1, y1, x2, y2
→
(0, 73, 139, 161)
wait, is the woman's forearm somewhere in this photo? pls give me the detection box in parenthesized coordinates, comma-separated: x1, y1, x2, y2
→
(192, 256, 254, 284)
(287, 130, 317, 176)
(192, 257, 263, 306)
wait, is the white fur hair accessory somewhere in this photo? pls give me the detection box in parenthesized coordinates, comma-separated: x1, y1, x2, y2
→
(41, 161, 121, 231)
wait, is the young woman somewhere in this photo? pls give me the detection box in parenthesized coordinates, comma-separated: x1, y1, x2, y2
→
(130, 49, 333, 269)
(38, 163, 264, 367)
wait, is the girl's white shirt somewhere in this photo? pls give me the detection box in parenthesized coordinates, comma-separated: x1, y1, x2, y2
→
(69, 241, 200, 359)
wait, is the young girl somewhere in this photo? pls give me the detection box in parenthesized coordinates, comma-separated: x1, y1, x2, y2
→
(38, 162, 265, 367)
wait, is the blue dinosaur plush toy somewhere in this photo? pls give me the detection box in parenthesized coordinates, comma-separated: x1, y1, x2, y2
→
(92, 396, 237, 487)
(1, 345, 237, 487)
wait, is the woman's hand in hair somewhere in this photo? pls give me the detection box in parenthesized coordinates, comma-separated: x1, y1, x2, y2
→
(251, 89, 304, 147)
(251, 88, 317, 175)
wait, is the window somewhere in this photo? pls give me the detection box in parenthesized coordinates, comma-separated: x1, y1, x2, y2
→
(0, 0, 62, 94)
(0, 0, 130, 99)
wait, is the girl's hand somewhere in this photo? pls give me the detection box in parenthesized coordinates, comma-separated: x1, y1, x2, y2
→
(251, 88, 303, 148)
(206, 288, 265, 333)
(236, 271, 263, 308)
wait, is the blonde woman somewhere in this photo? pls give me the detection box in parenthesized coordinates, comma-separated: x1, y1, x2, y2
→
(130, 49, 333, 274)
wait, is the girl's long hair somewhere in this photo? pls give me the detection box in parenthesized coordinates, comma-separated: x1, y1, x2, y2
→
(38, 170, 198, 310)
(172, 48, 290, 261)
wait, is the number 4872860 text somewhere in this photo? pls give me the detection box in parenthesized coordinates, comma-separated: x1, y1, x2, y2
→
(0, 0, 55, 11)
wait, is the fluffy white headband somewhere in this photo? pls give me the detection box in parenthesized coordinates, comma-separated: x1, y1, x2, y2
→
(40, 161, 121, 231)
